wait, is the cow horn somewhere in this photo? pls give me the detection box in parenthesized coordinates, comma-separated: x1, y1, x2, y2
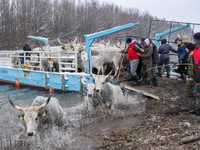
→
(70, 37, 77, 46)
(102, 40, 106, 45)
(38, 94, 52, 110)
(8, 94, 24, 111)
(115, 44, 120, 48)
(80, 79, 88, 86)
(57, 38, 65, 46)
(105, 69, 113, 79)
(90, 74, 96, 79)
(107, 40, 110, 45)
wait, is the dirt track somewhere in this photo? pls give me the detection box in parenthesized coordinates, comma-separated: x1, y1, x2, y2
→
(97, 75, 200, 149)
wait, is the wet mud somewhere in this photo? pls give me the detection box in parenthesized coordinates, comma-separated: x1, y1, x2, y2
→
(97, 74, 200, 149)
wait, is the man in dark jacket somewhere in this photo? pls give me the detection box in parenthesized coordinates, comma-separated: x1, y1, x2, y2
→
(185, 43, 196, 110)
(173, 39, 188, 83)
(149, 38, 159, 86)
(157, 39, 176, 78)
(23, 42, 31, 60)
(136, 38, 153, 86)
(193, 32, 200, 110)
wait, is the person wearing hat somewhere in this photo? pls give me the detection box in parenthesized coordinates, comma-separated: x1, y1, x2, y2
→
(123, 38, 141, 86)
(157, 39, 176, 78)
(185, 43, 196, 110)
(182, 36, 192, 44)
(174, 34, 192, 44)
(136, 38, 153, 86)
(193, 32, 200, 111)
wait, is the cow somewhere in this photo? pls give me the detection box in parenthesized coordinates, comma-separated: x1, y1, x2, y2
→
(57, 37, 77, 51)
(80, 79, 96, 111)
(91, 45, 122, 77)
(41, 58, 54, 71)
(8, 94, 65, 136)
(91, 70, 123, 110)
(80, 55, 104, 75)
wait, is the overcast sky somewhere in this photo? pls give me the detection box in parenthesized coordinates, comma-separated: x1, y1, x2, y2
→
(99, 0, 200, 24)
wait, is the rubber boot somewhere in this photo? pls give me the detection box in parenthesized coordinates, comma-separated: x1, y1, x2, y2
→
(177, 73, 186, 83)
(139, 75, 147, 85)
(182, 73, 186, 83)
(166, 71, 170, 78)
(131, 75, 138, 86)
(158, 69, 162, 77)
(138, 76, 143, 83)
(127, 73, 133, 81)
(152, 76, 157, 86)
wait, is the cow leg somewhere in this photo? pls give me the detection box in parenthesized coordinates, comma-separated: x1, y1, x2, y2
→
(113, 60, 119, 77)
(97, 67, 100, 75)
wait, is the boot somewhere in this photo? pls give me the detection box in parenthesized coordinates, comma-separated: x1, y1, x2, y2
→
(131, 75, 138, 86)
(166, 71, 170, 78)
(148, 81, 153, 88)
(138, 76, 143, 83)
(127, 74, 133, 81)
(140, 75, 147, 85)
(177, 73, 186, 83)
(152, 76, 157, 86)
(158, 69, 162, 77)
(182, 73, 186, 83)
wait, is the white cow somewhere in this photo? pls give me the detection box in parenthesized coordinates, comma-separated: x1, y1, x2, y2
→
(91, 45, 122, 77)
(91, 70, 123, 110)
(81, 79, 96, 111)
(8, 94, 65, 136)
(80, 55, 104, 75)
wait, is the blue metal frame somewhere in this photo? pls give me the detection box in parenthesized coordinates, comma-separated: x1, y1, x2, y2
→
(154, 24, 190, 48)
(27, 36, 49, 46)
(84, 22, 139, 74)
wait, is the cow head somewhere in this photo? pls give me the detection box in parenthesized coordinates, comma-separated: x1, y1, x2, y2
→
(8, 94, 51, 136)
(47, 59, 53, 71)
(91, 70, 113, 93)
(81, 79, 95, 97)
(57, 37, 77, 51)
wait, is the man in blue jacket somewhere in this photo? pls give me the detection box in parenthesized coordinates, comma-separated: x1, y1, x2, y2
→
(174, 39, 189, 83)
(158, 39, 176, 78)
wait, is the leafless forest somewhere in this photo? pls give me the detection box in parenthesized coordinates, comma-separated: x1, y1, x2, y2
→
(0, 0, 192, 50)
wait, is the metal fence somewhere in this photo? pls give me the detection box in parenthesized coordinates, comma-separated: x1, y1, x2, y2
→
(125, 20, 200, 65)
(0, 51, 78, 73)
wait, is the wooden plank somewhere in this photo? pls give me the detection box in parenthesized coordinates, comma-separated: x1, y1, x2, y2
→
(119, 82, 160, 100)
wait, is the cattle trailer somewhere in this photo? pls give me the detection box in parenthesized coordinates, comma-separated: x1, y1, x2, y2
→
(0, 22, 139, 92)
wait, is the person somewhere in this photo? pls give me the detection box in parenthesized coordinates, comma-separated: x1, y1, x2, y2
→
(149, 38, 159, 86)
(172, 38, 188, 83)
(175, 34, 192, 44)
(193, 32, 200, 112)
(136, 38, 153, 86)
(157, 39, 176, 78)
(185, 43, 196, 110)
(23, 42, 31, 60)
(123, 38, 140, 86)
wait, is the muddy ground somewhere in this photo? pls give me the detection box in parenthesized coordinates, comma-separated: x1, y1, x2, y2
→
(95, 72, 200, 149)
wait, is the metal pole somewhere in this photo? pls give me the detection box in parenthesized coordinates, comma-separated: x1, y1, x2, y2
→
(168, 21, 172, 44)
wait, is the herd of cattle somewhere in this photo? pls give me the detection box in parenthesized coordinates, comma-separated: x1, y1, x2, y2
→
(8, 70, 124, 137)
(12, 37, 125, 76)
(8, 37, 126, 138)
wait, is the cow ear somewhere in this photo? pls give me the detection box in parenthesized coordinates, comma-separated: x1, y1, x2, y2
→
(42, 110, 47, 117)
(92, 79, 95, 83)
(18, 114, 24, 120)
(38, 110, 47, 117)
(84, 87, 88, 91)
